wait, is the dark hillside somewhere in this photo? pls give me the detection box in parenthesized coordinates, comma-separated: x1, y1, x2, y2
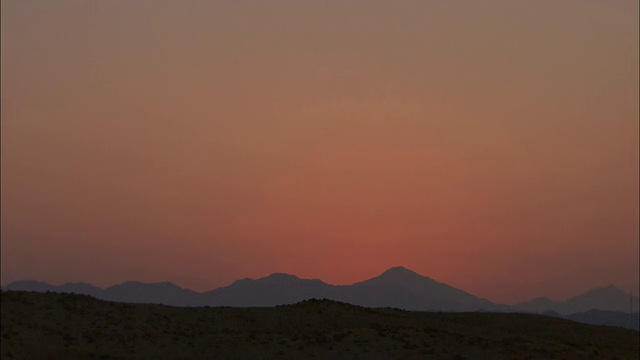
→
(1, 291, 638, 359)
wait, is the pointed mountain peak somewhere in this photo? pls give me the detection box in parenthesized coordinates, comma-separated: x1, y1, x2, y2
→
(387, 266, 410, 271)
(380, 266, 421, 277)
(230, 273, 303, 285)
(264, 273, 300, 281)
(366, 266, 440, 286)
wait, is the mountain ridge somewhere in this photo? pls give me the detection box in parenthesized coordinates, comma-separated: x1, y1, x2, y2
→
(4, 267, 637, 316)
(4, 267, 497, 310)
(515, 285, 640, 315)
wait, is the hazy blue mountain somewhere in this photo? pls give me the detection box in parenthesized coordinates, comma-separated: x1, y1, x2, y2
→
(3, 267, 507, 312)
(5, 271, 637, 330)
(199, 267, 502, 311)
(56, 282, 104, 297)
(4, 280, 104, 297)
(202, 273, 339, 307)
(334, 266, 508, 312)
(4, 280, 103, 297)
(6, 280, 60, 293)
(515, 285, 639, 315)
(103, 281, 203, 307)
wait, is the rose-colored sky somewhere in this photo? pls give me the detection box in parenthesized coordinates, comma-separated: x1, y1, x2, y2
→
(1, 0, 638, 304)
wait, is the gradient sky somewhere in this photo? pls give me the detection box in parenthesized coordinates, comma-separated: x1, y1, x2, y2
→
(1, 0, 638, 304)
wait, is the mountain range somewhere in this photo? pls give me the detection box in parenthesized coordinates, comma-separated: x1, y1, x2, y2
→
(3, 267, 504, 311)
(513, 285, 639, 314)
(3, 266, 638, 329)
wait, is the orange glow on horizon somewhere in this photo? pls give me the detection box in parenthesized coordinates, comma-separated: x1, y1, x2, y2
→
(1, 0, 638, 304)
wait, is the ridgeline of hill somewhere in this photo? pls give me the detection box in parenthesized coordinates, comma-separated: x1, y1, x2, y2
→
(1, 291, 638, 360)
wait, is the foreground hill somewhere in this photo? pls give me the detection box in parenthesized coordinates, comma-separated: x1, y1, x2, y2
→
(2, 291, 638, 360)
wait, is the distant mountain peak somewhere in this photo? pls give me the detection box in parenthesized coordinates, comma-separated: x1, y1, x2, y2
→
(229, 273, 303, 286)
(382, 266, 418, 275)
(265, 273, 300, 280)
(515, 284, 640, 315)
(260, 273, 303, 284)
(377, 266, 430, 281)
(357, 266, 444, 290)
(386, 266, 410, 271)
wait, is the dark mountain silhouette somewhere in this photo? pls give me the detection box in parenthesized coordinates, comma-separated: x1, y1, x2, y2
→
(102, 281, 203, 307)
(4, 280, 201, 306)
(6, 281, 103, 297)
(6, 280, 59, 293)
(333, 266, 508, 311)
(515, 285, 639, 314)
(202, 273, 338, 307)
(5, 267, 499, 311)
(198, 267, 505, 311)
(3, 267, 634, 321)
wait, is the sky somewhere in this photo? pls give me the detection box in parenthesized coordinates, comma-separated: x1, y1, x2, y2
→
(1, 0, 638, 304)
